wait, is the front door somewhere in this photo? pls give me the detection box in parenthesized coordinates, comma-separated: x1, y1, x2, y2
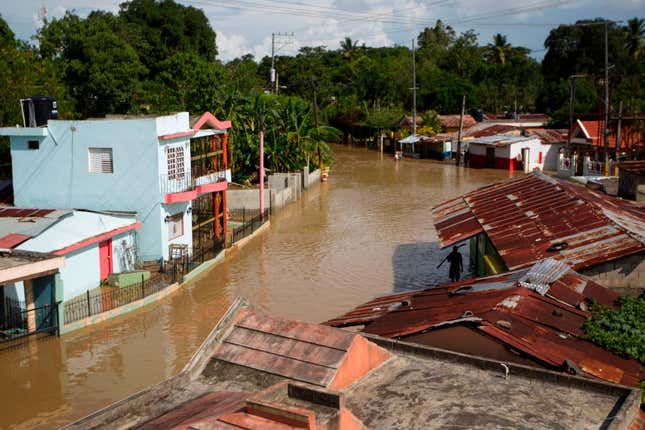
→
(32, 275, 54, 330)
(486, 147, 495, 168)
(99, 239, 113, 281)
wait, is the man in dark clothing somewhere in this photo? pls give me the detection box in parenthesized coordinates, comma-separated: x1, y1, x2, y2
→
(437, 246, 463, 282)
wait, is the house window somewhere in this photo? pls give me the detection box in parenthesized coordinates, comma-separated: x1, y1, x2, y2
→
(28, 140, 39, 150)
(168, 213, 184, 240)
(166, 146, 185, 180)
(89, 147, 113, 173)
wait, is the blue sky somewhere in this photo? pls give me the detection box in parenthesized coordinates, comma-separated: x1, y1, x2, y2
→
(1, 0, 644, 61)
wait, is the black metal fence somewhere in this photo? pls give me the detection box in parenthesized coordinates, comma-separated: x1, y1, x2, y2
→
(231, 209, 269, 244)
(0, 300, 59, 347)
(63, 274, 168, 324)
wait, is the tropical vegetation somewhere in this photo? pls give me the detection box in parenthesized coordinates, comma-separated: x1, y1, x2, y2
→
(0, 1, 643, 181)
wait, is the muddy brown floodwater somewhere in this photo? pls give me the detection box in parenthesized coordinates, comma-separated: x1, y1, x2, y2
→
(0, 144, 513, 429)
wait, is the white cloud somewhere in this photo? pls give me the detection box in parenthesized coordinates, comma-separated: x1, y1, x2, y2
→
(217, 32, 251, 61)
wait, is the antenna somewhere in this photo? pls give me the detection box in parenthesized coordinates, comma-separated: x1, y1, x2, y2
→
(270, 32, 295, 94)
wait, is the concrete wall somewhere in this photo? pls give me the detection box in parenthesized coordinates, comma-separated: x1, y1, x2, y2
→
(227, 189, 270, 210)
(228, 169, 318, 212)
(580, 252, 645, 294)
(60, 245, 100, 301)
(618, 170, 645, 201)
(112, 231, 137, 273)
(160, 201, 193, 260)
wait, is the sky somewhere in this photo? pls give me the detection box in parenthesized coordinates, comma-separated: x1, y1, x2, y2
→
(1, 0, 644, 61)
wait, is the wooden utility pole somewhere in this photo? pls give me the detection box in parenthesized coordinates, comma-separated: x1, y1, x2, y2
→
(456, 95, 466, 166)
(615, 100, 623, 173)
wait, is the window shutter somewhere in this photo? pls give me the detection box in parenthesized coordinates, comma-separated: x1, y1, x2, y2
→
(89, 148, 113, 173)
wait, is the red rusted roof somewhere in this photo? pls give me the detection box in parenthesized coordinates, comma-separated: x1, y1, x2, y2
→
(529, 128, 568, 144)
(438, 114, 477, 129)
(214, 308, 390, 390)
(325, 262, 643, 386)
(0, 233, 31, 248)
(432, 172, 645, 270)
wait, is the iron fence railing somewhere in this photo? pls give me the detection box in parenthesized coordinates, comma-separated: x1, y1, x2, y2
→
(231, 209, 269, 244)
(0, 302, 59, 347)
(63, 274, 168, 325)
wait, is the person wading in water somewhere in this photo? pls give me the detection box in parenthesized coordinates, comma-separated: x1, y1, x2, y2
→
(437, 246, 463, 282)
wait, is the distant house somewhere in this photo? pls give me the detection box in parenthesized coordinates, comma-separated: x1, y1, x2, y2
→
(0, 208, 140, 322)
(438, 114, 476, 132)
(482, 113, 549, 128)
(397, 115, 423, 129)
(0, 249, 64, 341)
(432, 172, 645, 292)
(326, 259, 643, 387)
(0, 112, 231, 263)
(467, 133, 559, 171)
(570, 119, 644, 153)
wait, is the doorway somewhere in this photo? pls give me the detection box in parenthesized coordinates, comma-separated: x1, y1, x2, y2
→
(486, 147, 495, 168)
(99, 239, 113, 281)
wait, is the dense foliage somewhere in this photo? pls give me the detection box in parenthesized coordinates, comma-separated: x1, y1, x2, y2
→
(583, 296, 645, 364)
(0, 2, 643, 179)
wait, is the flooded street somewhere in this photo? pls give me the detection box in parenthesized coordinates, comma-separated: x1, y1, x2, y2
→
(0, 144, 512, 429)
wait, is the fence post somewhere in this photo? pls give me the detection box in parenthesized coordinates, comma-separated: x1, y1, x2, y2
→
(141, 274, 145, 299)
(86, 290, 91, 317)
(243, 207, 246, 224)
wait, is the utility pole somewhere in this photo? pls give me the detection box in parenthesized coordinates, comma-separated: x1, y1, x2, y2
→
(270, 32, 294, 94)
(615, 100, 623, 171)
(412, 38, 417, 137)
(603, 20, 610, 176)
(456, 95, 466, 166)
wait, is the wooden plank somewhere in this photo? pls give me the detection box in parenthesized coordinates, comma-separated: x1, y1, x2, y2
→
(192, 150, 223, 161)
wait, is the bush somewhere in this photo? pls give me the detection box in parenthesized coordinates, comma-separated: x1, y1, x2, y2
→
(583, 296, 645, 364)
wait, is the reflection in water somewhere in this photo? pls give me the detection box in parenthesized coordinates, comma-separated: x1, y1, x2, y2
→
(0, 144, 511, 429)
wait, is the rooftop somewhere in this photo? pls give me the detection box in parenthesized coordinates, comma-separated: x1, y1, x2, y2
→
(468, 134, 537, 147)
(438, 114, 477, 129)
(325, 259, 643, 387)
(572, 119, 644, 150)
(0, 249, 65, 284)
(432, 172, 645, 271)
(63, 299, 642, 430)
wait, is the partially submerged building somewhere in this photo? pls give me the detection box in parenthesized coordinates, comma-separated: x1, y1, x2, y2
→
(63, 298, 642, 430)
(326, 259, 643, 387)
(433, 172, 645, 292)
(0, 249, 65, 343)
(0, 111, 231, 263)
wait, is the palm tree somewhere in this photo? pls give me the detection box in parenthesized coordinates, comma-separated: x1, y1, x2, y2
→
(340, 36, 359, 60)
(624, 17, 644, 59)
(485, 33, 512, 65)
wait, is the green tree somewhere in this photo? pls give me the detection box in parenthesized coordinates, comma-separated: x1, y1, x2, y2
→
(485, 33, 512, 65)
(624, 17, 644, 59)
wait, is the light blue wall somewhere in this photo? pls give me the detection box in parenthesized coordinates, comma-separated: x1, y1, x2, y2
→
(160, 202, 193, 260)
(9, 115, 194, 260)
(60, 244, 100, 301)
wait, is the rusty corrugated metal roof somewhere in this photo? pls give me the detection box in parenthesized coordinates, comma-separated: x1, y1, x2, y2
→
(432, 172, 645, 270)
(325, 262, 643, 386)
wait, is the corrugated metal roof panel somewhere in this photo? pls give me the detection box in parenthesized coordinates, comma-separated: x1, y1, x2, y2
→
(432, 172, 645, 270)
(325, 263, 641, 386)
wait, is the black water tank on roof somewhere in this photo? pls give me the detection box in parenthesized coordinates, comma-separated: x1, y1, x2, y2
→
(22, 96, 58, 127)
